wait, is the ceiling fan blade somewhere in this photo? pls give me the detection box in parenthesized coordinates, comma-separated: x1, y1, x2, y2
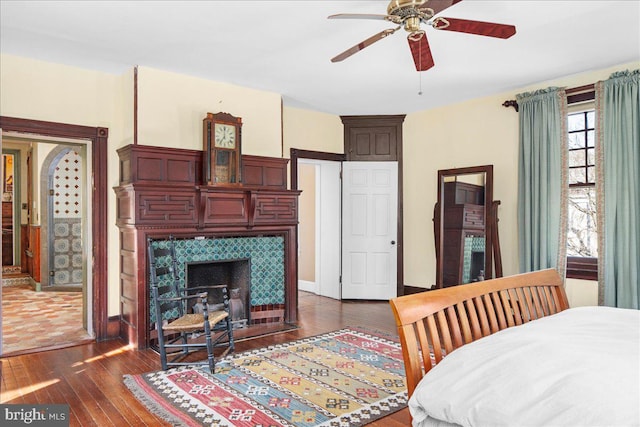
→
(331, 27, 401, 63)
(419, 0, 463, 16)
(328, 13, 389, 21)
(408, 33, 435, 72)
(433, 17, 516, 38)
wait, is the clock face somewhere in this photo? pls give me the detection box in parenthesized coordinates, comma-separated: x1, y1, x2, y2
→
(214, 123, 236, 149)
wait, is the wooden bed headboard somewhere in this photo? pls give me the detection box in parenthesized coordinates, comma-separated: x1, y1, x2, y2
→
(389, 269, 569, 398)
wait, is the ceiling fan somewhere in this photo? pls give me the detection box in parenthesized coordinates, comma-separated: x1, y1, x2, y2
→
(329, 0, 516, 71)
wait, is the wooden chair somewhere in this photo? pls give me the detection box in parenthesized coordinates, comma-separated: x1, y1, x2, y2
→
(148, 235, 234, 374)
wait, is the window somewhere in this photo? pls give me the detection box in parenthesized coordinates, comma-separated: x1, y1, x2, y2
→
(566, 108, 598, 280)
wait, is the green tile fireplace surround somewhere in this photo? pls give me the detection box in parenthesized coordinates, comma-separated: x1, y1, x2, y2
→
(148, 235, 286, 326)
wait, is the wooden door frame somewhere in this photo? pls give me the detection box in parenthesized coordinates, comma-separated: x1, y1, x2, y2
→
(291, 146, 405, 298)
(290, 149, 345, 301)
(290, 149, 345, 189)
(293, 154, 342, 299)
(0, 116, 109, 341)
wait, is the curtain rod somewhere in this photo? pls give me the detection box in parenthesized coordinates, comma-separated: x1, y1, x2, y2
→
(566, 83, 595, 94)
(502, 83, 596, 112)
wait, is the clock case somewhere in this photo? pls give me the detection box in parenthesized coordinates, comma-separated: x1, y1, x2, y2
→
(203, 112, 242, 186)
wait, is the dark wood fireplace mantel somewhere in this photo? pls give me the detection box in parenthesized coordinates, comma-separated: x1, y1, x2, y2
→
(114, 144, 300, 349)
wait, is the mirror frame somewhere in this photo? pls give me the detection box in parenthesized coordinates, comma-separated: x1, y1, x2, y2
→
(435, 165, 494, 288)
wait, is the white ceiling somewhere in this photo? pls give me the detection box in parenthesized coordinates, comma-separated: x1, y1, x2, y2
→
(1, 1, 639, 115)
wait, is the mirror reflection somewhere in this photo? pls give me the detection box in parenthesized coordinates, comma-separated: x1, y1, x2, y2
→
(442, 174, 486, 286)
(435, 165, 502, 288)
(2, 153, 15, 266)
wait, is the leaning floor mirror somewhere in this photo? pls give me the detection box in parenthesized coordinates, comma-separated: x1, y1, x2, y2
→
(433, 165, 502, 288)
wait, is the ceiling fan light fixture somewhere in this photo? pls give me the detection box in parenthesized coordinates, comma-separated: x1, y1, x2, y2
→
(329, 0, 516, 71)
(404, 16, 422, 33)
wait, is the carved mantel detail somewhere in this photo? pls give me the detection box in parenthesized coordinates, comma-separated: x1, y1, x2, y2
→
(114, 144, 300, 349)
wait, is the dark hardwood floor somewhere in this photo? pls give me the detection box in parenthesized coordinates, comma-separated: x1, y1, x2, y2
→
(1, 292, 410, 426)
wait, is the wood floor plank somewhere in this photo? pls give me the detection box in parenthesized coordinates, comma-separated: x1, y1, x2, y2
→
(1, 357, 30, 403)
(22, 352, 64, 405)
(1, 292, 410, 426)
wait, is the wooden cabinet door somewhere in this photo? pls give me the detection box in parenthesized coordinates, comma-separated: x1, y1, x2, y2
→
(341, 115, 405, 162)
(347, 126, 398, 161)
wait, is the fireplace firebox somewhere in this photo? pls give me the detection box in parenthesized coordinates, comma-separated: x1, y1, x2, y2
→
(186, 259, 250, 328)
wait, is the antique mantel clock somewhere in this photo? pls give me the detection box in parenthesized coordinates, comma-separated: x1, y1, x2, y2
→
(203, 112, 242, 185)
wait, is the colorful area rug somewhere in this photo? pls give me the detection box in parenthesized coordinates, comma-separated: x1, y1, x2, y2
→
(124, 327, 407, 426)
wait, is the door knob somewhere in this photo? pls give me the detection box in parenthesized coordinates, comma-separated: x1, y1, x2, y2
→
(391, 240, 396, 245)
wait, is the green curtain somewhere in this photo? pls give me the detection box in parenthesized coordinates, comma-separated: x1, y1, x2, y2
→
(596, 69, 640, 309)
(517, 88, 568, 275)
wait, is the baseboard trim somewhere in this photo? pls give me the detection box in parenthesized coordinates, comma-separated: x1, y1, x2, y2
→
(298, 280, 317, 294)
(106, 315, 121, 340)
(403, 285, 431, 295)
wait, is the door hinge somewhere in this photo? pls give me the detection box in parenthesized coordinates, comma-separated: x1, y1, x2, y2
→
(49, 270, 55, 276)
(49, 189, 55, 196)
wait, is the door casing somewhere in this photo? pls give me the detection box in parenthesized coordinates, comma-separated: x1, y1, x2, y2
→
(0, 116, 108, 350)
(297, 159, 341, 299)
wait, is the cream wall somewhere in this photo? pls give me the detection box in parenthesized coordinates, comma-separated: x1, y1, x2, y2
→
(0, 54, 123, 130)
(282, 107, 343, 156)
(402, 60, 640, 308)
(403, 96, 519, 289)
(137, 66, 283, 157)
(1, 54, 130, 316)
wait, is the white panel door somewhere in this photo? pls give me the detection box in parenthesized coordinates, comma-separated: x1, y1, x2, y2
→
(342, 161, 398, 300)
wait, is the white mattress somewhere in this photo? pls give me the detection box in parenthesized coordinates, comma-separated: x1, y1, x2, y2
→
(409, 306, 640, 427)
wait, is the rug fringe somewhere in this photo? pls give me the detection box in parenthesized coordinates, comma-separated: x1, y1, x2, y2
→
(124, 374, 190, 427)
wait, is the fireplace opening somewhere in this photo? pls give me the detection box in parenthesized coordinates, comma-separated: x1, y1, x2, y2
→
(185, 258, 251, 329)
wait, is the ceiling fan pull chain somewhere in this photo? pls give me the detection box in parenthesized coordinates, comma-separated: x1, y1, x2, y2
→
(418, 35, 423, 95)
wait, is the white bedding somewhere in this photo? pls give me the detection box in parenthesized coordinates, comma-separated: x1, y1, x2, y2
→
(409, 306, 640, 427)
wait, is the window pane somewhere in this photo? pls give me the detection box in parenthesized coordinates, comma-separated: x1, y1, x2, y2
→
(587, 166, 595, 183)
(567, 186, 598, 257)
(587, 148, 595, 166)
(587, 111, 595, 128)
(569, 167, 586, 184)
(569, 149, 586, 167)
(568, 113, 585, 131)
(568, 132, 585, 149)
(587, 130, 595, 147)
